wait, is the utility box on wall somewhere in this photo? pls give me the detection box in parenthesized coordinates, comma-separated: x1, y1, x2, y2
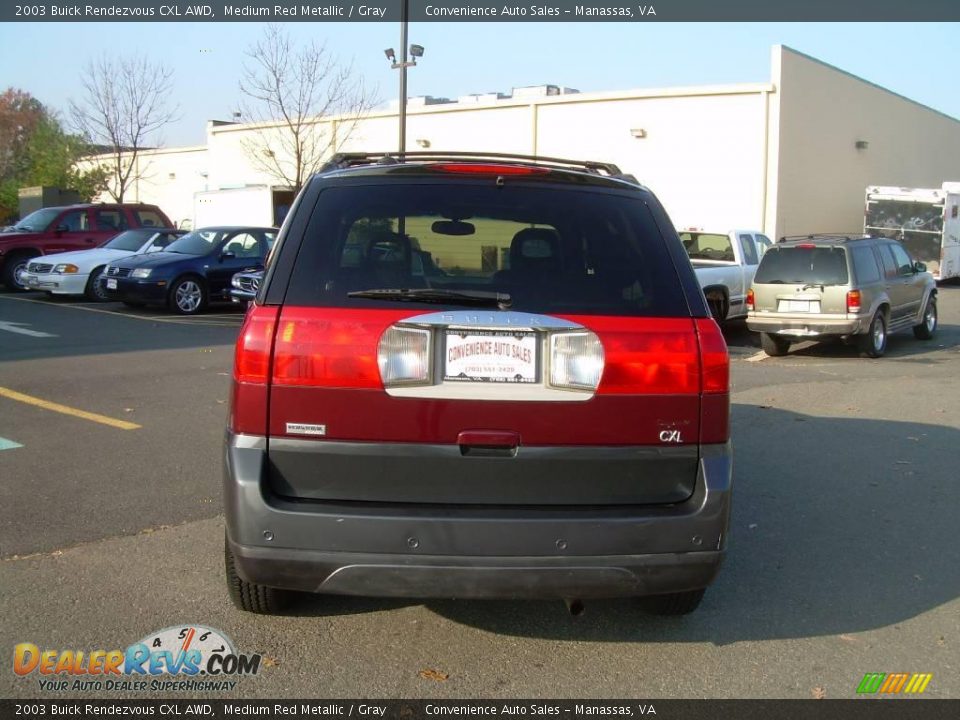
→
(17, 187, 83, 218)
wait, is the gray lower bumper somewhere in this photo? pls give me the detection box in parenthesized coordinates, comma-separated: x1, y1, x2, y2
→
(224, 433, 732, 599)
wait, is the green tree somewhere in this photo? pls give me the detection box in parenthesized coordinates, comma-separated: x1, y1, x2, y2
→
(0, 88, 107, 223)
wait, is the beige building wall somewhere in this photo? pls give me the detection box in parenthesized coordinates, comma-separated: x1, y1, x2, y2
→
(83, 146, 208, 228)
(771, 45, 960, 239)
(75, 45, 960, 240)
(534, 88, 771, 230)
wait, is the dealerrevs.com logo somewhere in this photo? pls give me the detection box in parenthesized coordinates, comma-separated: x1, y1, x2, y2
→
(13, 625, 262, 693)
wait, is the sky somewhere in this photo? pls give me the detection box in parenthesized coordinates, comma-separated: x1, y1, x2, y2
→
(1, 22, 958, 147)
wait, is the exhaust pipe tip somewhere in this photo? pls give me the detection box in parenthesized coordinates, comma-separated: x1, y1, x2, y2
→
(564, 598, 585, 617)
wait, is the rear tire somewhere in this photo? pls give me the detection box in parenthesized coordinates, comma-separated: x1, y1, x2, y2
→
(640, 589, 705, 616)
(224, 536, 291, 614)
(168, 275, 207, 315)
(859, 311, 887, 358)
(913, 297, 937, 340)
(760, 332, 790, 357)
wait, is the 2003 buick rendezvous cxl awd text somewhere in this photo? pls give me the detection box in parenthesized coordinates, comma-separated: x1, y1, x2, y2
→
(223, 152, 732, 616)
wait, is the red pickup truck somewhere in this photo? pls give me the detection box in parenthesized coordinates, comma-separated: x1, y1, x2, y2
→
(0, 203, 172, 290)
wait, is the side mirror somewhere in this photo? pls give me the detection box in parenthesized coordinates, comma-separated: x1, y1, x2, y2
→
(913, 261, 927, 273)
(221, 251, 236, 261)
(54, 224, 69, 234)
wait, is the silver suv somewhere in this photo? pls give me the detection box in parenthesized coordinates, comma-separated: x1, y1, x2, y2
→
(747, 235, 937, 358)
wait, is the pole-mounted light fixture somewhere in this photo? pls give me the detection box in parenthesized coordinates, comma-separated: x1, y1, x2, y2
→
(384, 0, 424, 155)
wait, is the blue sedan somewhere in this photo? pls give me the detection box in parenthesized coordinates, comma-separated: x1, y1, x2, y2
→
(103, 226, 276, 314)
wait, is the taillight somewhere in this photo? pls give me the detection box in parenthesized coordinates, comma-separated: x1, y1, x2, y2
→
(846, 290, 862, 313)
(569, 317, 701, 395)
(231, 305, 278, 435)
(695, 319, 730, 394)
(378, 325, 432, 386)
(429, 163, 549, 176)
(234, 305, 278, 383)
(746, 288, 755, 312)
(549, 331, 604, 391)
(272, 308, 409, 388)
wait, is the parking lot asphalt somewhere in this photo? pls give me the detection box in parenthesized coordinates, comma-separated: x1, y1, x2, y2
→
(1, 288, 959, 699)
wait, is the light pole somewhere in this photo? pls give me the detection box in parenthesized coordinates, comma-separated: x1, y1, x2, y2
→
(384, 0, 424, 157)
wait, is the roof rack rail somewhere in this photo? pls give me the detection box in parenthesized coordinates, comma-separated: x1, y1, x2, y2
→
(779, 233, 870, 243)
(319, 151, 629, 180)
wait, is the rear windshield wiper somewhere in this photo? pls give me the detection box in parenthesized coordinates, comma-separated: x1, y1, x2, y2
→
(800, 283, 826, 291)
(347, 288, 512, 309)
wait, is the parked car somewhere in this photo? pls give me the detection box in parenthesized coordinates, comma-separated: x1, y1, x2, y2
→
(103, 226, 277, 315)
(747, 234, 937, 357)
(230, 269, 263, 304)
(0, 203, 172, 291)
(679, 228, 772, 321)
(20, 228, 184, 301)
(224, 151, 731, 615)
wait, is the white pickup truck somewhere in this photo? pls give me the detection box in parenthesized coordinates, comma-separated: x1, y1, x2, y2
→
(679, 229, 773, 321)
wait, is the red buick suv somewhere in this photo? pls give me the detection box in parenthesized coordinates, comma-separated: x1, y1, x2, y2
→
(224, 152, 731, 615)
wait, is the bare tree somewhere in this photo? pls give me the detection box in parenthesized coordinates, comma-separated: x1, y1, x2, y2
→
(240, 25, 377, 195)
(70, 55, 178, 202)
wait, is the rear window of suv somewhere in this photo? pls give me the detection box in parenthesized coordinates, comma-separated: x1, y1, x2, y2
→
(754, 245, 849, 285)
(283, 183, 689, 317)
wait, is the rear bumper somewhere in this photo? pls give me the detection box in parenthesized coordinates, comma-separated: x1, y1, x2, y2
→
(224, 433, 733, 598)
(747, 313, 865, 337)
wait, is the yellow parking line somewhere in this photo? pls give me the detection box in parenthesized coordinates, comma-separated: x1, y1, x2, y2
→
(0, 386, 141, 431)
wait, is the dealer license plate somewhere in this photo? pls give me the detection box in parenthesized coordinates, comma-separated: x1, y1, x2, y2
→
(106, 278, 117, 290)
(444, 330, 538, 383)
(778, 299, 820, 313)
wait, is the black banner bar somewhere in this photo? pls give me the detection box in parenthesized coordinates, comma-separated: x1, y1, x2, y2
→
(3, 700, 960, 720)
(3, 0, 960, 22)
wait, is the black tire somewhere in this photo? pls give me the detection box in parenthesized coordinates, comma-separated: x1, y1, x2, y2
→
(913, 297, 937, 340)
(640, 589, 706, 616)
(859, 311, 888, 358)
(84, 266, 110, 302)
(168, 275, 208, 315)
(760, 332, 790, 357)
(224, 536, 290, 614)
(1, 252, 39, 291)
(704, 289, 729, 322)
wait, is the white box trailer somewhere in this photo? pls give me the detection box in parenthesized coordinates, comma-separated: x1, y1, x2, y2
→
(193, 185, 294, 230)
(864, 184, 960, 282)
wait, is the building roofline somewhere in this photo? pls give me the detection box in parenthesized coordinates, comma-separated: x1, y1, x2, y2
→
(207, 81, 777, 136)
(777, 44, 960, 126)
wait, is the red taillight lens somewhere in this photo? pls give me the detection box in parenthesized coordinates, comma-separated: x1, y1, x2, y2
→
(562, 316, 700, 395)
(271, 308, 411, 388)
(231, 305, 278, 435)
(746, 288, 755, 312)
(695, 318, 730, 394)
(234, 305, 278, 383)
(429, 163, 549, 176)
(846, 290, 862, 313)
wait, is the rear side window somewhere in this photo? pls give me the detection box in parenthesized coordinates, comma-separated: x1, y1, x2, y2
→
(135, 209, 165, 228)
(284, 183, 690, 317)
(851, 246, 881, 284)
(754, 246, 849, 285)
(95, 209, 128, 232)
